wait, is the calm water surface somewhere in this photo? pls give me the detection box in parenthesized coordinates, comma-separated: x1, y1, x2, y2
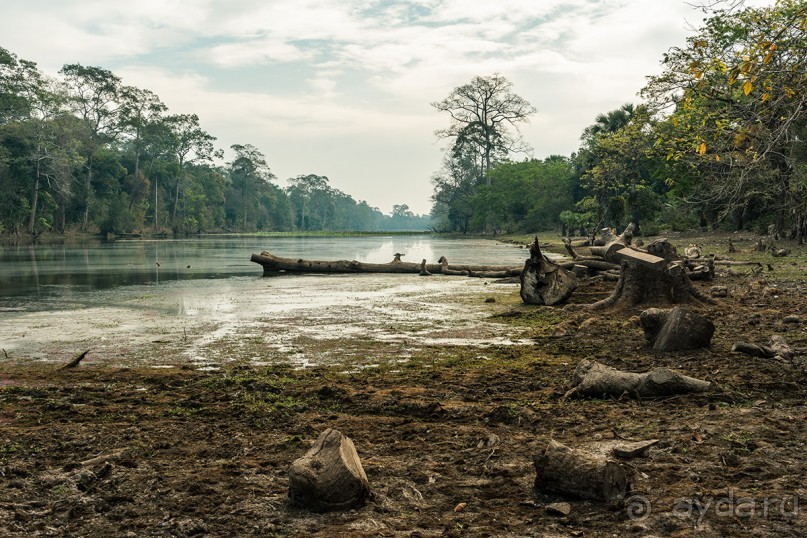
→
(0, 235, 528, 311)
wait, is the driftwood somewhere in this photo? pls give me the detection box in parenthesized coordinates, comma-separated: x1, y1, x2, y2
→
(288, 429, 370, 512)
(640, 307, 715, 351)
(714, 260, 763, 268)
(732, 335, 794, 361)
(533, 440, 632, 505)
(564, 359, 711, 399)
(520, 237, 578, 305)
(251, 251, 522, 277)
(612, 439, 659, 459)
(589, 223, 637, 261)
(62, 349, 90, 369)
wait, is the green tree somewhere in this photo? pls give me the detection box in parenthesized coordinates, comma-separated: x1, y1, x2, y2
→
(227, 143, 277, 231)
(578, 107, 664, 231)
(163, 113, 217, 231)
(472, 158, 577, 233)
(287, 174, 330, 230)
(642, 0, 807, 238)
(59, 64, 123, 230)
(118, 86, 167, 225)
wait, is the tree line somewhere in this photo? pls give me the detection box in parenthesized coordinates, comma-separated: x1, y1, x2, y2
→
(431, 0, 806, 241)
(0, 54, 430, 236)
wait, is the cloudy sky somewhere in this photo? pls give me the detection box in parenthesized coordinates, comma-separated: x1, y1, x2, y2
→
(0, 0, 772, 214)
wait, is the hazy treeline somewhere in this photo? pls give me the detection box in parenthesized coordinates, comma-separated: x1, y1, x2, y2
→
(431, 0, 806, 239)
(0, 51, 430, 236)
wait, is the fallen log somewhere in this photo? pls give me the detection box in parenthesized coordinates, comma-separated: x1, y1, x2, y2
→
(533, 440, 632, 506)
(564, 359, 711, 399)
(732, 335, 794, 361)
(250, 251, 522, 277)
(589, 223, 636, 261)
(558, 259, 620, 272)
(714, 260, 763, 268)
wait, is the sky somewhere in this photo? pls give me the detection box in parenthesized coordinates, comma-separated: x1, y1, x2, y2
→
(0, 0, 773, 215)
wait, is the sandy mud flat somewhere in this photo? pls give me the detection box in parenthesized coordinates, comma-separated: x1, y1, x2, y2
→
(0, 273, 526, 368)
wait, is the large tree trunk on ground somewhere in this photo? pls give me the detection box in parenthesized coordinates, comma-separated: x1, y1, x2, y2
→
(520, 237, 577, 305)
(564, 359, 711, 399)
(533, 440, 632, 506)
(251, 251, 522, 277)
(288, 429, 371, 512)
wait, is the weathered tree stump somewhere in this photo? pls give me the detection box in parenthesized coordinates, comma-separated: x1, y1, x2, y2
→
(520, 237, 577, 305)
(533, 440, 632, 505)
(589, 234, 716, 311)
(288, 429, 371, 512)
(640, 307, 715, 351)
(564, 359, 711, 399)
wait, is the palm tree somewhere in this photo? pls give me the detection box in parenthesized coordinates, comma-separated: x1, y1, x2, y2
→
(582, 103, 636, 140)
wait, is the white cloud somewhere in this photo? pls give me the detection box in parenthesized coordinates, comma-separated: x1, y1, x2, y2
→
(208, 38, 313, 66)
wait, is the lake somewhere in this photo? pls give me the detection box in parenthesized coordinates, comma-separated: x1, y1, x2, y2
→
(0, 235, 532, 367)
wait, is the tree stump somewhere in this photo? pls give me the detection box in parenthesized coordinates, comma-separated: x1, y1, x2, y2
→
(533, 440, 632, 506)
(589, 236, 715, 311)
(564, 359, 711, 399)
(640, 307, 715, 351)
(520, 237, 577, 305)
(288, 429, 371, 512)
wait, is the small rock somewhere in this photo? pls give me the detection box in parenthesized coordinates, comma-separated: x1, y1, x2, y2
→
(477, 433, 500, 448)
(545, 502, 572, 516)
(454, 502, 467, 512)
(484, 297, 496, 303)
(710, 286, 728, 298)
(783, 315, 800, 324)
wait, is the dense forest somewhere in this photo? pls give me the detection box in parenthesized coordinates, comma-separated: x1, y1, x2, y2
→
(0, 56, 431, 236)
(2, 1, 804, 240)
(430, 0, 806, 240)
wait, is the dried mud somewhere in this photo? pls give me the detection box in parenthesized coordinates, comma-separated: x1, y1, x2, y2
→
(1, 234, 805, 537)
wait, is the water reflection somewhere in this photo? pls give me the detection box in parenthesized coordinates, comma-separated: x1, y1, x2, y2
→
(0, 235, 529, 308)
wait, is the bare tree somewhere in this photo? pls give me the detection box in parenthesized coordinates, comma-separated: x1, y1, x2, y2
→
(432, 74, 536, 186)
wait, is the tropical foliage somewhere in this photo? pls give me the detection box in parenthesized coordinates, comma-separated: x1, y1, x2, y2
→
(0, 49, 430, 236)
(431, 1, 806, 240)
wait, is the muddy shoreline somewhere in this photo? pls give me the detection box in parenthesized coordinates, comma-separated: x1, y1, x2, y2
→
(1, 234, 805, 537)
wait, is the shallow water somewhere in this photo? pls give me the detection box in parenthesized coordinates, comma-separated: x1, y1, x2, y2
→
(0, 236, 532, 367)
(0, 235, 527, 307)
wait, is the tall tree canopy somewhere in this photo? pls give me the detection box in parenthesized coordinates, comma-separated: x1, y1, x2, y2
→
(642, 0, 807, 237)
(432, 74, 536, 185)
(0, 48, 429, 236)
